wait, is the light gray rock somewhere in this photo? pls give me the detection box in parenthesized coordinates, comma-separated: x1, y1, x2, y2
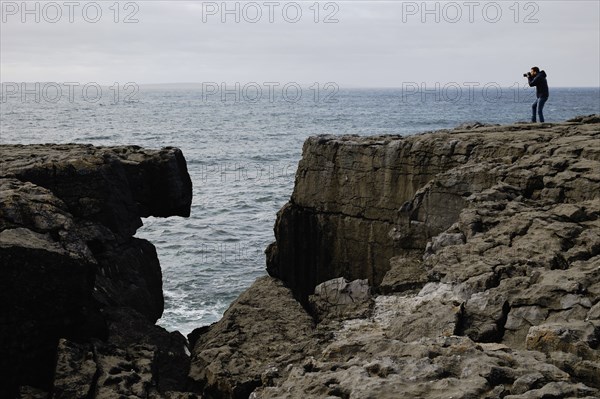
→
(379, 256, 428, 294)
(526, 322, 600, 360)
(267, 117, 600, 306)
(255, 116, 600, 399)
(424, 229, 466, 259)
(309, 277, 372, 321)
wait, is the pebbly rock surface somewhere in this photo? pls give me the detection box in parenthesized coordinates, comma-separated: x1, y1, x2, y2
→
(191, 116, 600, 398)
(0, 144, 195, 397)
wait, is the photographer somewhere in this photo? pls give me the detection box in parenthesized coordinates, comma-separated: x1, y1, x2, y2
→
(524, 67, 549, 123)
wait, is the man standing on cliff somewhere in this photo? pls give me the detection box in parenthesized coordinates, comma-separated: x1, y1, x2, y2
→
(526, 67, 549, 123)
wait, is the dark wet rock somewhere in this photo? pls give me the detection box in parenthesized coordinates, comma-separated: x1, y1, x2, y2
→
(104, 307, 192, 393)
(52, 339, 97, 398)
(0, 144, 194, 397)
(1, 144, 192, 236)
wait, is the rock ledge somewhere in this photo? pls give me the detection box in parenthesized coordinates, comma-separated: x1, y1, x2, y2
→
(0, 144, 195, 397)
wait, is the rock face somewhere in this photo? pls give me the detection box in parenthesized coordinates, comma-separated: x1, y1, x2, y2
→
(0, 144, 194, 397)
(4, 116, 599, 399)
(188, 276, 318, 399)
(267, 117, 600, 303)
(309, 277, 372, 322)
(191, 116, 600, 398)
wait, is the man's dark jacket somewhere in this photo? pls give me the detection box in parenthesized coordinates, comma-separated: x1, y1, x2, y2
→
(528, 70, 549, 98)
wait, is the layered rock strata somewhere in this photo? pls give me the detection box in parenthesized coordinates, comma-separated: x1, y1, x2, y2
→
(267, 115, 600, 301)
(192, 115, 600, 398)
(3, 115, 599, 398)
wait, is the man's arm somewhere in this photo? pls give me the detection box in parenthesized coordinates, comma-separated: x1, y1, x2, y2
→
(528, 74, 540, 87)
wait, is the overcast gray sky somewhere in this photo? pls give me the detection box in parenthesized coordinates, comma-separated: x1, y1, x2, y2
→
(1, 0, 599, 87)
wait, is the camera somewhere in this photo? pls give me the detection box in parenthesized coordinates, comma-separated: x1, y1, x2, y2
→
(523, 72, 531, 78)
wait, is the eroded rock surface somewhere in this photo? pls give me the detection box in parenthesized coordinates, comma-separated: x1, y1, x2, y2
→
(193, 116, 600, 398)
(309, 277, 372, 322)
(189, 276, 318, 399)
(5, 116, 599, 398)
(0, 144, 194, 397)
(267, 117, 600, 302)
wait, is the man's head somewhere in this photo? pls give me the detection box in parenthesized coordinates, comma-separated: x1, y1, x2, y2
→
(531, 66, 540, 76)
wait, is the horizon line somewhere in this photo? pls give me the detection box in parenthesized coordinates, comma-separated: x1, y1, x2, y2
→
(1, 81, 599, 90)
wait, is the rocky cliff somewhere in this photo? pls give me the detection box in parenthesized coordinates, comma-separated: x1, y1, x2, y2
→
(266, 116, 600, 302)
(191, 115, 600, 398)
(3, 116, 599, 399)
(0, 144, 194, 398)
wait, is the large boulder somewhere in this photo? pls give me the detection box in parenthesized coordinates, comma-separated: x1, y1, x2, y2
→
(189, 276, 317, 399)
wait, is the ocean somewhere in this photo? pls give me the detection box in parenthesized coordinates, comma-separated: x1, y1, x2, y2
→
(1, 86, 599, 335)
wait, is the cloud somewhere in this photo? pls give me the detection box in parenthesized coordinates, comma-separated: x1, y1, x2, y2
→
(1, 1, 598, 87)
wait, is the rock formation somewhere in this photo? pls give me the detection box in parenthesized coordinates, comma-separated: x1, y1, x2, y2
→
(0, 144, 194, 397)
(3, 115, 599, 398)
(191, 115, 600, 398)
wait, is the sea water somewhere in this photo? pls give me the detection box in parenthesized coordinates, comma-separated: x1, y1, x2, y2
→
(2, 86, 599, 335)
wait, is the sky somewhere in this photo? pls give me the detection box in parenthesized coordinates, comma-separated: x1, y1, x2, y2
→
(1, 0, 599, 88)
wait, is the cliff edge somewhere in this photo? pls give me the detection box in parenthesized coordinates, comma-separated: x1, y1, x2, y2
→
(3, 115, 598, 399)
(191, 115, 600, 398)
